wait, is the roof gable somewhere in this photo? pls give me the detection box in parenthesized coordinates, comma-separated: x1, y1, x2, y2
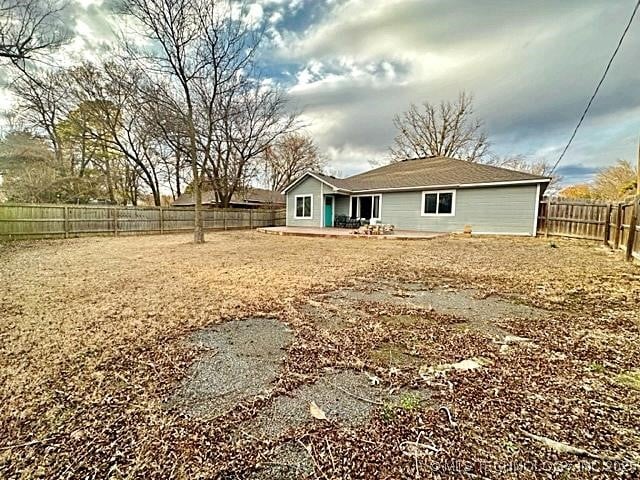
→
(281, 171, 350, 193)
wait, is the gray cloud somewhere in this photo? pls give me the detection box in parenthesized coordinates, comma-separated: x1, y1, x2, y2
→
(4, 0, 638, 186)
(274, 0, 640, 183)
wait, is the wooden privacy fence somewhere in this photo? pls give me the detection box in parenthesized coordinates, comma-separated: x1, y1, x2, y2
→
(538, 197, 640, 262)
(0, 204, 286, 241)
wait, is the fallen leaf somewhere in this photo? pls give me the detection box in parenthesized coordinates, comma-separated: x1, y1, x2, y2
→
(365, 372, 381, 386)
(309, 401, 327, 420)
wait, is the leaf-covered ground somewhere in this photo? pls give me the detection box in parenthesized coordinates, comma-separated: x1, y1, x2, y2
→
(0, 232, 639, 479)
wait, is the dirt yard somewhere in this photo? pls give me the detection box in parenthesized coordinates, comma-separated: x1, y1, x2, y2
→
(1, 231, 639, 479)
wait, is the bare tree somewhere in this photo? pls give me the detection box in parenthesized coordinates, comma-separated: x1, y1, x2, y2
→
(0, 130, 110, 203)
(68, 62, 165, 205)
(119, 0, 264, 243)
(205, 82, 297, 207)
(389, 92, 489, 163)
(144, 92, 191, 200)
(7, 59, 192, 206)
(10, 67, 70, 163)
(558, 184, 593, 200)
(159, 140, 189, 201)
(593, 159, 637, 200)
(262, 132, 324, 192)
(557, 160, 637, 201)
(0, 0, 71, 61)
(488, 154, 560, 188)
(490, 155, 552, 176)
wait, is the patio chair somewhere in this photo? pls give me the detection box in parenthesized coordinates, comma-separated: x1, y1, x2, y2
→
(346, 217, 363, 228)
(335, 215, 348, 228)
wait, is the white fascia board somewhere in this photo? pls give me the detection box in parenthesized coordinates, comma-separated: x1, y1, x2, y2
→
(282, 171, 343, 194)
(351, 178, 551, 194)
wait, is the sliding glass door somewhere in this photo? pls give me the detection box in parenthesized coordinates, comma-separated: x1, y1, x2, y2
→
(350, 195, 381, 220)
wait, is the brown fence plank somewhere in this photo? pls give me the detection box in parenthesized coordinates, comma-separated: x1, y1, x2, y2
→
(540, 198, 639, 262)
(0, 204, 286, 241)
(626, 199, 638, 262)
(544, 201, 549, 237)
(614, 204, 623, 249)
(603, 204, 612, 245)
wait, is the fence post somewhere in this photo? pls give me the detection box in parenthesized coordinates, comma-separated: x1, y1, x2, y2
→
(159, 207, 164, 234)
(249, 209, 253, 229)
(63, 206, 69, 239)
(113, 207, 118, 237)
(613, 203, 623, 249)
(603, 203, 612, 247)
(544, 200, 551, 237)
(223, 209, 227, 230)
(626, 199, 638, 262)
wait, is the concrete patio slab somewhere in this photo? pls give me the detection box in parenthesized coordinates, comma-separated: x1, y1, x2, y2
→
(257, 226, 445, 240)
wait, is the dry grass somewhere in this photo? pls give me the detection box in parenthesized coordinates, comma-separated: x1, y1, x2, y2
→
(0, 232, 639, 478)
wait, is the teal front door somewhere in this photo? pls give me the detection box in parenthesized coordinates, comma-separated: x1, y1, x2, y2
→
(324, 196, 333, 227)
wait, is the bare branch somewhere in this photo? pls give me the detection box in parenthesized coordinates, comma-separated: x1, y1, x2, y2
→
(262, 132, 324, 192)
(389, 91, 490, 163)
(0, 0, 72, 62)
(118, 0, 268, 241)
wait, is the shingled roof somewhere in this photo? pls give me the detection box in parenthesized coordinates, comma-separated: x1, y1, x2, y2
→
(284, 157, 550, 193)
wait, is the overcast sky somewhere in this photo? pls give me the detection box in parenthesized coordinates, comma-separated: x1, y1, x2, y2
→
(4, 0, 640, 184)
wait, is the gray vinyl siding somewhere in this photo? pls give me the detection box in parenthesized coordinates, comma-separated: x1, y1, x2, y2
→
(286, 176, 322, 227)
(379, 185, 538, 235)
(335, 195, 350, 217)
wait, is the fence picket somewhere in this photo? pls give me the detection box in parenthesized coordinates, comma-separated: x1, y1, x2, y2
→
(0, 204, 285, 241)
(626, 199, 638, 262)
(538, 198, 639, 262)
(604, 204, 612, 246)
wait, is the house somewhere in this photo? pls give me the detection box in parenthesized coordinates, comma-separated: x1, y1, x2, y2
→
(173, 187, 285, 209)
(281, 156, 551, 236)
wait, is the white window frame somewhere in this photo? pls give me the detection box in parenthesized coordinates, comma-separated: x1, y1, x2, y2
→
(421, 190, 456, 217)
(349, 194, 382, 220)
(294, 194, 313, 219)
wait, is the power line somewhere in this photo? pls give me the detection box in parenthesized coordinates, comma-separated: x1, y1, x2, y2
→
(550, 0, 640, 175)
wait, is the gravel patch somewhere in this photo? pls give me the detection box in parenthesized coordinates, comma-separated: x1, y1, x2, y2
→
(402, 288, 546, 322)
(248, 370, 425, 440)
(312, 283, 547, 341)
(172, 317, 292, 418)
(331, 286, 546, 323)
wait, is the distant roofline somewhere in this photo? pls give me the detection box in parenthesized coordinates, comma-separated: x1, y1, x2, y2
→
(173, 186, 285, 206)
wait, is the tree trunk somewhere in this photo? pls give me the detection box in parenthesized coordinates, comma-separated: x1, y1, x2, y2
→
(191, 161, 204, 243)
(175, 149, 182, 197)
(186, 116, 204, 243)
(103, 147, 116, 204)
(150, 167, 161, 206)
